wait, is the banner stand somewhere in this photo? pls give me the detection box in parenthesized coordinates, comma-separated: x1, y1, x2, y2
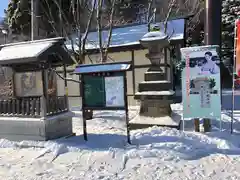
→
(181, 45, 222, 133)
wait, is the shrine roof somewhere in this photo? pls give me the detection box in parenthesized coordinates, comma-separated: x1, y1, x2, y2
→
(0, 37, 75, 66)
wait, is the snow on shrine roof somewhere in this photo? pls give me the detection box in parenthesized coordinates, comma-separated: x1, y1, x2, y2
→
(74, 62, 131, 74)
(66, 18, 185, 51)
(0, 41, 52, 61)
(0, 37, 74, 65)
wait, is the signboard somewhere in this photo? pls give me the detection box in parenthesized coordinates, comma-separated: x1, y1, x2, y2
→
(180, 45, 221, 119)
(83, 72, 125, 108)
(74, 62, 131, 143)
(15, 71, 43, 97)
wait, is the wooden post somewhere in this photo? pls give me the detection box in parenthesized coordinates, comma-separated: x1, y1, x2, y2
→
(11, 70, 16, 97)
(81, 74, 88, 141)
(124, 72, 131, 144)
(194, 118, 200, 132)
(203, 118, 211, 132)
(31, 0, 39, 40)
(164, 48, 168, 80)
(40, 69, 48, 117)
(131, 50, 136, 95)
(204, 0, 221, 133)
(63, 64, 69, 110)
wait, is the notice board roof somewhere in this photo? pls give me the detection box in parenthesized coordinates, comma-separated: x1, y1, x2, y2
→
(74, 62, 131, 74)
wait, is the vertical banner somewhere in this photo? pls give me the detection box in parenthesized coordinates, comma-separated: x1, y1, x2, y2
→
(180, 45, 221, 120)
(235, 19, 240, 75)
(232, 19, 240, 133)
(234, 19, 240, 93)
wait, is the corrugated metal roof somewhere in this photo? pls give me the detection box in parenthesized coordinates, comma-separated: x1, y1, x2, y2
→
(74, 63, 131, 74)
(66, 18, 185, 51)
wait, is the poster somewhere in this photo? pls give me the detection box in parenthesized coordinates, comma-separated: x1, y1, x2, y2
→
(180, 45, 221, 119)
(105, 76, 125, 107)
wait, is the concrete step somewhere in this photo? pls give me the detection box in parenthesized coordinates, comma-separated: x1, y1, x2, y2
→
(134, 90, 175, 100)
(144, 71, 166, 81)
(138, 80, 172, 92)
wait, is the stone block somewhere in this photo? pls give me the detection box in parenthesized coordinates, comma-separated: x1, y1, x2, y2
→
(138, 80, 172, 92)
(144, 72, 166, 81)
(139, 99, 172, 117)
(0, 112, 74, 141)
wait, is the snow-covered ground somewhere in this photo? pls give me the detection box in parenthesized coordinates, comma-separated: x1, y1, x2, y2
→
(0, 101, 240, 179)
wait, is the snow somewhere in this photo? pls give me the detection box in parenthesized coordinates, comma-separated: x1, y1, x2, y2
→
(0, 100, 240, 179)
(140, 31, 168, 42)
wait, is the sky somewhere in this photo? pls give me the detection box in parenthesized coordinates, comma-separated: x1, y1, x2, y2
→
(0, 0, 9, 17)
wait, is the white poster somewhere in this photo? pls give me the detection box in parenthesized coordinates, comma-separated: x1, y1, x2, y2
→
(105, 76, 125, 107)
(181, 45, 221, 119)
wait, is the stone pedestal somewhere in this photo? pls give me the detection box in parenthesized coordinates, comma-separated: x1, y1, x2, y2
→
(139, 99, 171, 117)
(0, 112, 74, 141)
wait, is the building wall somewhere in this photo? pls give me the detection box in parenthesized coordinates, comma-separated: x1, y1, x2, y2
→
(57, 48, 172, 108)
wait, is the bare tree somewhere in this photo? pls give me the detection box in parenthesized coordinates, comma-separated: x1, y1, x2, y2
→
(96, 0, 117, 63)
(41, 0, 118, 64)
(40, 0, 95, 64)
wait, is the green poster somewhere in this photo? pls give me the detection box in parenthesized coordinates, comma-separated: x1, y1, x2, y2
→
(83, 75, 105, 107)
(180, 45, 221, 120)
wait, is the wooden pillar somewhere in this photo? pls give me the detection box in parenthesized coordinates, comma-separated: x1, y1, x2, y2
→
(11, 68, 16, 98)
(164, 48, 168, 80)
(131, 50, 136, 95)
(194, 118, 200, 132)
(203, 118, 211, 132)
(41, 69, 48, 117)
(63, 64, 69, 110)
(31, 0, 39, 40)
(203, 0, 222, 132)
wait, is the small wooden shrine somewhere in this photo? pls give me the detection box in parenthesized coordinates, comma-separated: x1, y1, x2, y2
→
(0, 37, 74, 141)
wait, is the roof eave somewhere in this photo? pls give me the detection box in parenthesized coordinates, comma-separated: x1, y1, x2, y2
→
(83, 38, 184, 54)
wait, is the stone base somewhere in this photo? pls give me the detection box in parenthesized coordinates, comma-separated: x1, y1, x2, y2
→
(0, 112, 74, 141)
(129, 114, 181, 130)
(140, 99, 172, 117)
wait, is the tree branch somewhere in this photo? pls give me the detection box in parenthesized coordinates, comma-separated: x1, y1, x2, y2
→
(164, 0, 176, 34)
(97, 0, 104, 62)
(147, 0, 154, 32)
(104, 0, 116, 61)
(81, 0, 97, 56)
